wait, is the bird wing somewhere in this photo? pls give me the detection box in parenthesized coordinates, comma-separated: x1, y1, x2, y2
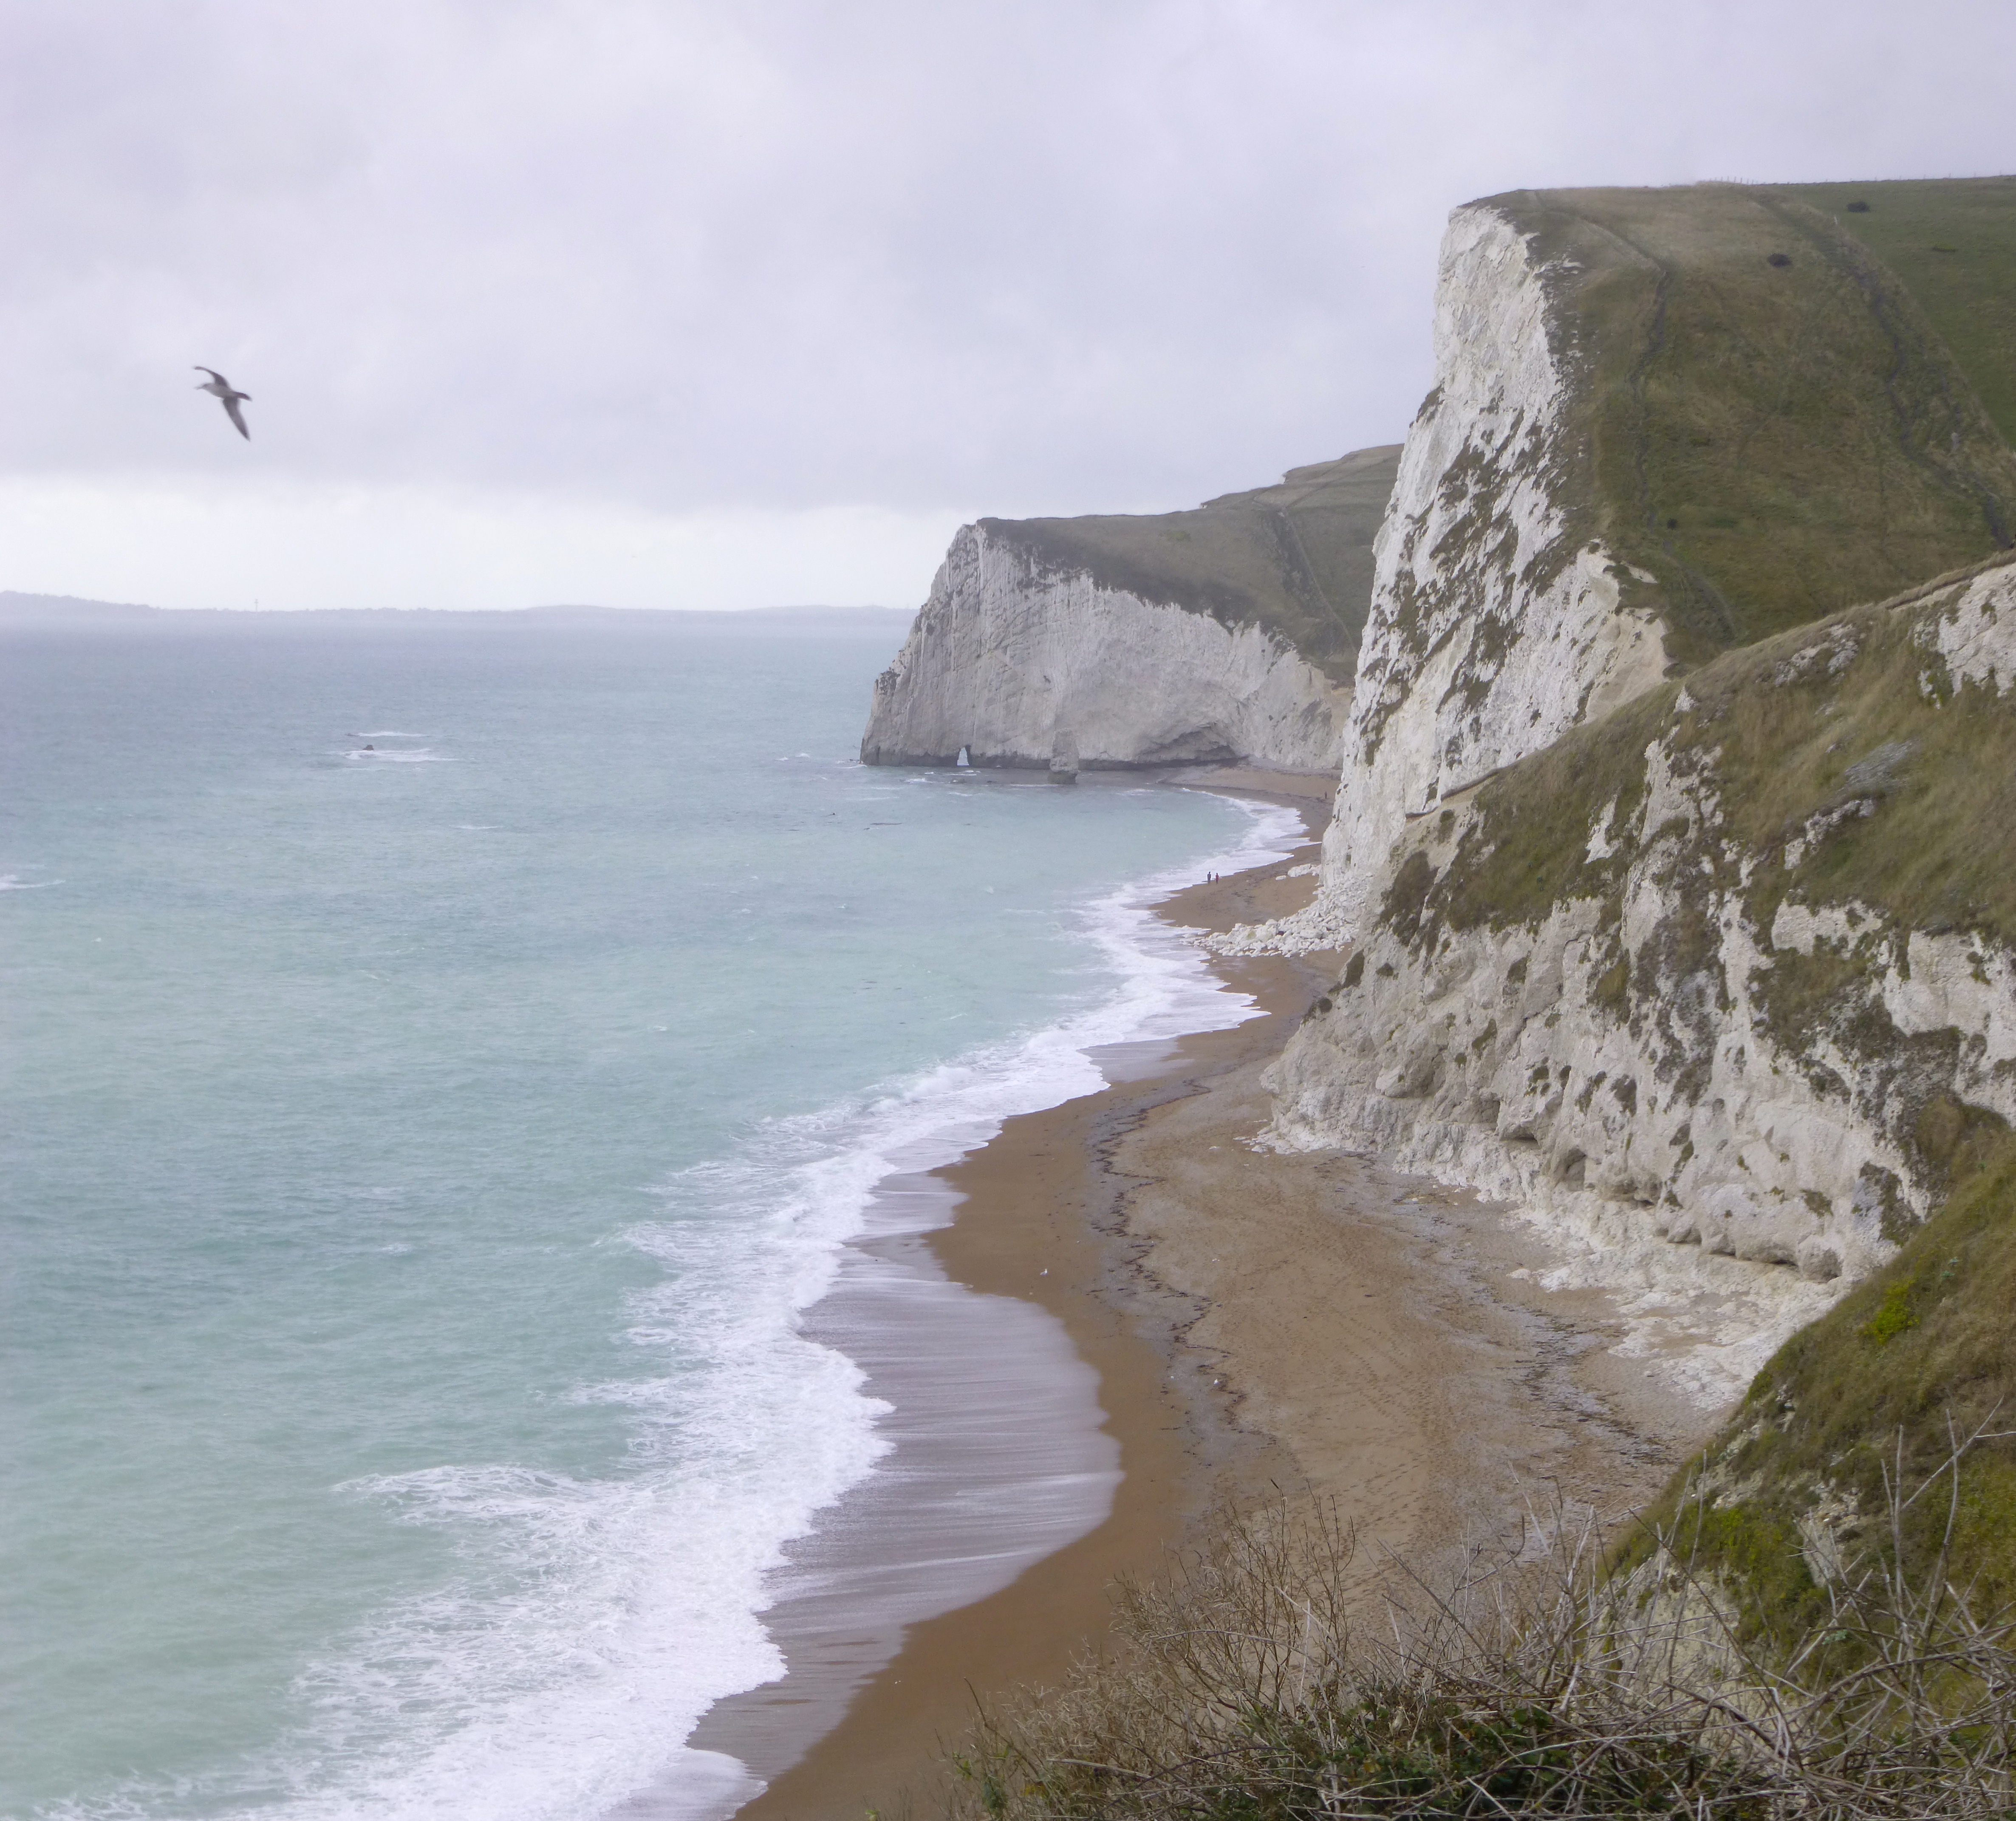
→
(223, 395, 250, 440)
(194, 365, 226, 385)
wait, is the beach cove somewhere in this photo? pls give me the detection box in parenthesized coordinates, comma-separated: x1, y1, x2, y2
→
(0, 615, 1741, 1821)
(708, 774, 1718, 1820)
(0, 614, 1323, 1821)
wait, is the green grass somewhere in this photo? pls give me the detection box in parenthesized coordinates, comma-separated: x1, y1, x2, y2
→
(1778, 177, 2016, 449)
(1618, 1131, 2016, 1639)
(1481, 184, 2016, 665)
(1677, 584, 2016, 948)
(983, 445, 1400, 682)
(1425, 559, 2016, 953)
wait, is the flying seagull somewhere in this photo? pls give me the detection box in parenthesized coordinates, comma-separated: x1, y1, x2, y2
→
(194, 367, 252, 440)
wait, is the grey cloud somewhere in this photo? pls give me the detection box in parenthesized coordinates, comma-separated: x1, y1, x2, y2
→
(5, 0, 2014, 519)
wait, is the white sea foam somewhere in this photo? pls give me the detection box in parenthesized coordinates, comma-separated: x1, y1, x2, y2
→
(59, 797, 1302, 1821)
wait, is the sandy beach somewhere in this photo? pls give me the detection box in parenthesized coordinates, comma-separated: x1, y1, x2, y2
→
(716, 776, 1717, 1819)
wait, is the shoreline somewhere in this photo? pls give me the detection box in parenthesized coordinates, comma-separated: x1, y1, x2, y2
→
(710, 775, 1719, 1818)
(685, 780, 1324, 1817)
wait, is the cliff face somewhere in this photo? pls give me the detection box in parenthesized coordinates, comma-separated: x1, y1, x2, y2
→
(1210, 178, 2016, 1400)
(1315, 203, 1672, 938)
(860, 524, 1339, 771)
(1228, 176, 2016, 1614)
(1255, 186, 2016, 953)
(1261, 557, 2016, 1394)
(860, 447, 1398, 773)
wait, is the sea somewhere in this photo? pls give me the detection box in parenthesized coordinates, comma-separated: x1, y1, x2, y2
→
(0, 609, 1301, 1821)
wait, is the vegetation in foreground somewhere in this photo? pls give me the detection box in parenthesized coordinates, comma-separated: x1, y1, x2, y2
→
(928, 1130, 2016, 1817)
(1613, 1129, 2016, 1660)
(928, 1482, 2016, 1819)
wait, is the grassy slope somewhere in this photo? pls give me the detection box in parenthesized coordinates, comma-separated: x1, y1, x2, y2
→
(1781, 176, 2016, 449)
(1483, 184, 2016, 666)
(1429, 560, 2016, 954)
(977, 444, 1400, 684)
(1395, 554, 2016, 1632)
(1617, 1133, 2016, 1655)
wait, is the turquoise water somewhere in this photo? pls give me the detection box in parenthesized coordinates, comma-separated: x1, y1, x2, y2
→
(0, 613, 1287, 1820)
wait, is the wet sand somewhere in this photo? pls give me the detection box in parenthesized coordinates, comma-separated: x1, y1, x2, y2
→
(721, 778, 1715, 1819)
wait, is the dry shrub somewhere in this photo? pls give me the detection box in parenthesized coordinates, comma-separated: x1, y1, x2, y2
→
(937, 1426, 2016, 1818)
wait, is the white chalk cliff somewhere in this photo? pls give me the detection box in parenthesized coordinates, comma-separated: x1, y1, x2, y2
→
(860, 176, 2016, 1400)
(1259, 559, 2016, 1402)
(862, 524, 1348, 772)
(861, 448, 1400, 774)
(1241, 203, 1668, 949)
(1210, 185, 2016, 1398)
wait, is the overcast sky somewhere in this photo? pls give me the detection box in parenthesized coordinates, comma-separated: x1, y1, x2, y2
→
(4, 0, 2013, 610)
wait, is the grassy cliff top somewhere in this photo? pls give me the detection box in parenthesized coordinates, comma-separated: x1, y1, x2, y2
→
(1779, 175, 2016, 447)
(977, 443, 1400, 684)
(1481, 181, 2016, 666)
